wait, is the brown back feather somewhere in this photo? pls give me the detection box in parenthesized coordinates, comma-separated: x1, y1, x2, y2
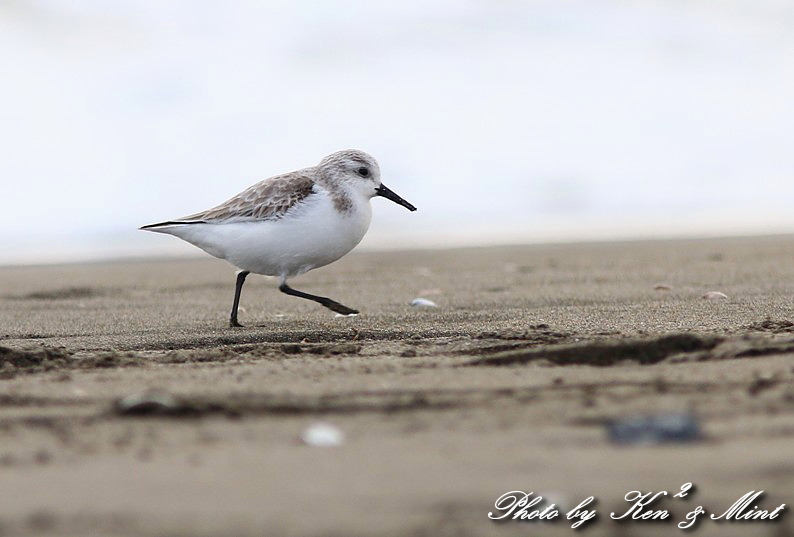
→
(180, 171, 316, 223)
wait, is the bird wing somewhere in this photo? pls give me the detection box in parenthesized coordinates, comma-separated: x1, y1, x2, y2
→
(141, 171, 317, 229)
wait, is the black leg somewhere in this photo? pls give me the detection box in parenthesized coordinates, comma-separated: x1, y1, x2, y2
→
(278, 282, 358, 315)
(229, 271, 250, 327)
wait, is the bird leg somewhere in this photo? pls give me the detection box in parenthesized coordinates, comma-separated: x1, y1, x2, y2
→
(278, 282, 358, 315)
(229, 270, 250, 327)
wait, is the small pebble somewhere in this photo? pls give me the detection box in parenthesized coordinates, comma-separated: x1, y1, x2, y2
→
(703, 291, 728, 300)
(653, 284, 672, 291)
(300, 422, 345, 447)
(115, 390, 181, 416)
(607, 413, 701, 445)
(410, 298, 438, 308)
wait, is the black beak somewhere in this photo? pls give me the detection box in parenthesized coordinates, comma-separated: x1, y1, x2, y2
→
(375, 183, 417, 212)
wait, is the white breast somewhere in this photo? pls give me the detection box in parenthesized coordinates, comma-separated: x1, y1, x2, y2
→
(163, 190, 372, 278)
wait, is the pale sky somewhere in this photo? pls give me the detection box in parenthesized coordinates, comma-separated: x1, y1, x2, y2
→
(2, 0, 793, 264)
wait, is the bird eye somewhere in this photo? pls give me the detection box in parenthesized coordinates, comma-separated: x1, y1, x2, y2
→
(357, 167, 369, 177)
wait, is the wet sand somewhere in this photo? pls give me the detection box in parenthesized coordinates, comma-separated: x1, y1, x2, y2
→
(1, 236, 794, 536)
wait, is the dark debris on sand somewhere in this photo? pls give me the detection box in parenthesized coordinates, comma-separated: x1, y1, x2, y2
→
(8, 286, 111, 301)
(0, 346, 72, 371)
(465, 331, 794, 368)
(745, 319, 794, 334)
(464, 333, 721, 367)
(0, 346, 140, 377)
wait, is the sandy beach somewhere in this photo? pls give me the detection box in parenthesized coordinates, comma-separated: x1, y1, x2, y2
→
(1, 236, 794, 536)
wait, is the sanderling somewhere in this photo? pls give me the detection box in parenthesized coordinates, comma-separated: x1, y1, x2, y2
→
(141, 149, 416, 327)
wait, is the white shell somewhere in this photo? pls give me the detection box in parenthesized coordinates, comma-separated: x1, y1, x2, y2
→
(410, 298, 438, 308)
(702, 291, 728, 300)
(300, 422, 345, 447)
(115, 390, 179, 414)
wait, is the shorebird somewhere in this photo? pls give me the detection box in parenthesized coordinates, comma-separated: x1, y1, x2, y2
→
(141, 149, 416, 327)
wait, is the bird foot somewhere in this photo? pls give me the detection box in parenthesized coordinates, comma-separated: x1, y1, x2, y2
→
(326, 302, 359, 316)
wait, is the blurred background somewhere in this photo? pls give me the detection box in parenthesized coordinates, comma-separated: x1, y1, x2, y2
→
(1, 0, 793, 265)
